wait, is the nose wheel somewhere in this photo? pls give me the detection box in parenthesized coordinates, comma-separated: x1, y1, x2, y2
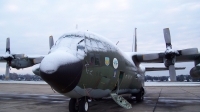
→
(69, 97, 89, 112)
(132, 88, 144, 102)
(135, 89, 144, 102)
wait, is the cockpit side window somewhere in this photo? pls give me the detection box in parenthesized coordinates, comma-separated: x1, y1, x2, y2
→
(89, 53, 100, 66)
(85, 37, 99, 51)
(90, 39, 98, 50)
(77, 39, 85, 51)
(86, 38, 91, 47)
(96, 41, 105, 50)
(95, 54, 100, 65)
(90, 53, 95, 65)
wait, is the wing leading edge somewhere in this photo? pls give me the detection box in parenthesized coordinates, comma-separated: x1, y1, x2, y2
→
(135, 50, 200, 63)
(145, 67, 186, 71)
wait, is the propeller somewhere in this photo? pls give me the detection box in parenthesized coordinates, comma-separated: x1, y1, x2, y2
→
(4, 38, 13, 80)
(5, 63, 10, 79)
(163, 28, 178, 81)
(169, 65, 176, 81)
(142, 28, 198, 81)
(163, 28, 198, 81)
(0, 38, 27, 80)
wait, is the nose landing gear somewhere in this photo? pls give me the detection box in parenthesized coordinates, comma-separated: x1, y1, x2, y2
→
(69, 97, 89, 112)
(135, 89, 144, 102)
(132, 88, 144, 102)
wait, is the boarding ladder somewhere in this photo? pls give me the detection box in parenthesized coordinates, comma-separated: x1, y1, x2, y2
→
(110, 93, 132, 109)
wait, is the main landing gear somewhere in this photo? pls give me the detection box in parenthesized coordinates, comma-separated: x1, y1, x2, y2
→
(69, 97, 89, 112)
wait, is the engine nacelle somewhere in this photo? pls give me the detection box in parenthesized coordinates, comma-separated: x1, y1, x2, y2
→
(190, 66, 200, 78)
(11, 59, 33, 69)
(32, 64, 40, 76)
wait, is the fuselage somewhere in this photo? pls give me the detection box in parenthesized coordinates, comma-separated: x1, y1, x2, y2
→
(39, 30, 145, 98)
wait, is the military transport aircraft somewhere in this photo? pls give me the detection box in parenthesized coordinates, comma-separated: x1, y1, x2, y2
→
(0, 28, 200, 112)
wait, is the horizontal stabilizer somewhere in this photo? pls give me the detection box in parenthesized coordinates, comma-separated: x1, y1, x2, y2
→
(146, 67, 185, 71)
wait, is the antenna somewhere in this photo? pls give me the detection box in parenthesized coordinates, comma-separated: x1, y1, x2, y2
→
(132, 28, 137, 52)
(135, 28, 137, 52)
(116, 41, 119, 45)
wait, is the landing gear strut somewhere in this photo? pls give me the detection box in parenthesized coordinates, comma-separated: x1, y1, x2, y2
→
(69, 97, 89, 112)
(69, 98, 78, 112)
(132, 88, 144, 102)
(136, 89, 144, 102)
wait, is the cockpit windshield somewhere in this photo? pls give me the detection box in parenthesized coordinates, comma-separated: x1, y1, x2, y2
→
(52, 34, 85, 52)
(50, 31, 118, 54)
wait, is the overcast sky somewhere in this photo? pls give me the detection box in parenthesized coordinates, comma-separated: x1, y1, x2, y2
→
(0, 0, 199, 76)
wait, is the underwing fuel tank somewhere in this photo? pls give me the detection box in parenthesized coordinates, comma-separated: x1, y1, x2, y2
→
(190, 65, 200, 78)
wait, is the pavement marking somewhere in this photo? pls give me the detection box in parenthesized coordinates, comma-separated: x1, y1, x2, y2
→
(153, 88, 162, 112)
(179, 87, 200, 98)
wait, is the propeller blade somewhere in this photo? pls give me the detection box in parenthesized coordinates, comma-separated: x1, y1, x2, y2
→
(143, 53, 159, 60)
(5, 63, 10, 80)
(169, 65, 176, 81)
(49, 35, 54, 49)
(180, 48, 198, 55)
(163, 28, 172, 48)
(6, 38, 10, 54)
(4, 37, 13, 59)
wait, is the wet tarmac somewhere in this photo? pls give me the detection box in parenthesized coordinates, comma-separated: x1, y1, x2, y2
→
(0, 83, 200, 112)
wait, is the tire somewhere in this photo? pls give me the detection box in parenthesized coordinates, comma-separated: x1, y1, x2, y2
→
(79, 98, 89, 112)
(136, 89, 144, 102)
(69, 98, 78, 112)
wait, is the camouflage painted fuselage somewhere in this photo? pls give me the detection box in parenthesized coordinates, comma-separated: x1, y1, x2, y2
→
(40, 31, 145, 99)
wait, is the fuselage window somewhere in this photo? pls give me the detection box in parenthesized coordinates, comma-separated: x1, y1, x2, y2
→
(95, 54, 100, 65)
(90, 53, 94, 65)
(89, 53, 100, 66)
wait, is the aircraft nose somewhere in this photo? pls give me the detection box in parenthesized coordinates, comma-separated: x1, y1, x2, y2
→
(39, 51, 83, 93)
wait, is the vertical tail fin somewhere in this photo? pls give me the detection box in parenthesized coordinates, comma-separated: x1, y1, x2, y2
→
(134, 28, 137, 52)
(49, 35, 54, 49)
(132, 28, 137, 52)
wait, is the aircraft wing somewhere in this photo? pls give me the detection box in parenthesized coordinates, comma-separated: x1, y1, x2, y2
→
(145, 67, 185, 71)
(0, 54, 44, 68)
(26, 55, 45, 64)
(0, 54, 44, 63)
(0, 52, 44, 77)
(135, 49, 200, 63)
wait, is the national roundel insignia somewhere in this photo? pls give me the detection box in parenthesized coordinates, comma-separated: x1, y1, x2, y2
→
(105, 57, 110, 66)
(113, 58, 118, 69)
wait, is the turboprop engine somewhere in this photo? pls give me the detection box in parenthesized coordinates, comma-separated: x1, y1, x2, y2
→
(11, 58, 33, 69)
(0, 38, 44, 80)
(190, 65, 200, 78)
